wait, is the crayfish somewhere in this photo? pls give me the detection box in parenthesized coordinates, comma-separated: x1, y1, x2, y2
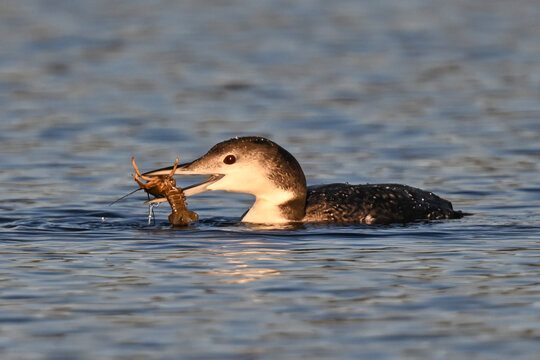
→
(131, 157, 198, 226)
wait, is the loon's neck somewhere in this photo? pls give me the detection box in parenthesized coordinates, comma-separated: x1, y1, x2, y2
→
(234, 138, 308, 224)
(241, 189, 307, 224)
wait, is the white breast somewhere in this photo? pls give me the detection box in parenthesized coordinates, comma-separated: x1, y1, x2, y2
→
(241, 191, 296, 224)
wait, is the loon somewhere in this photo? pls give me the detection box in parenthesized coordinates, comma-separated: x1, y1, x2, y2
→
(144, 136, 463, 224)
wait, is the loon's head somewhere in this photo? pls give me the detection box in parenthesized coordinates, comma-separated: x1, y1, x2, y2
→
(144, 137, 307, 223)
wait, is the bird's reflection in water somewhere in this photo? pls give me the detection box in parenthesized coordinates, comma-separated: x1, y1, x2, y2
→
(202, 239, 288, 284)
(207, 265, 280, 284)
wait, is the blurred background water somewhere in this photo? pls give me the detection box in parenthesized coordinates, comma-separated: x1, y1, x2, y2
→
(0, 0, 539, 359)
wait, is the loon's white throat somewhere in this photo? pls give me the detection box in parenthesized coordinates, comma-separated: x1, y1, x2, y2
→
(144, 136, 464, 224)
(145, 136, 307, 224)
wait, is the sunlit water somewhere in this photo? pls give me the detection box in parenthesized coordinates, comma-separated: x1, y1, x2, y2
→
(1, 0, 539, 359)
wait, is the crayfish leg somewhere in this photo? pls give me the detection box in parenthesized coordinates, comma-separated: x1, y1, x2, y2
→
(167, 158, 179, 179)
(131, 157, 155, 182)
(132, 173, 147, 188)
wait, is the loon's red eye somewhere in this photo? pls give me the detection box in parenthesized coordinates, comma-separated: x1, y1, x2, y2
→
(223, 154, 236, 164)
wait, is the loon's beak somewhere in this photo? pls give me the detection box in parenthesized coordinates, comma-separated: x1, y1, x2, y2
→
(143, 162, 224, 197)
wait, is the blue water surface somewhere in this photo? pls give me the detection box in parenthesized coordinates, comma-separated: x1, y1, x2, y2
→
(0, 0, 539, 359)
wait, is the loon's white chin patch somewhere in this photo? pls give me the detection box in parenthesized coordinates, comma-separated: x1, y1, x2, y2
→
(183, 174, 224, 197)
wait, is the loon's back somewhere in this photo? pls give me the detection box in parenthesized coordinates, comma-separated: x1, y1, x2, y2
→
(304, 183, 463, 224)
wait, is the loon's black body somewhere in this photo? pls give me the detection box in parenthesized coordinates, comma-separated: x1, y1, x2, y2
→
(304, 183, 462, 224)
(144, 136, 463, 224)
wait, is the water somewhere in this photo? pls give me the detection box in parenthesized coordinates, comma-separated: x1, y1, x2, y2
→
(1, 0, 539, 359)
